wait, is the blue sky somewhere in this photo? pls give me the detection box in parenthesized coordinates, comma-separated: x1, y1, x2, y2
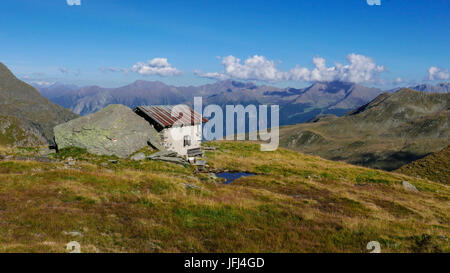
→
(0, 0, 449, 88)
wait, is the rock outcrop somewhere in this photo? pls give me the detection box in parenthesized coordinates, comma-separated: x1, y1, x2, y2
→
(54, 104, 161, 158)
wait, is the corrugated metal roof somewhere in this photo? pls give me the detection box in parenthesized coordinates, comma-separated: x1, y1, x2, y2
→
(135, 105, 207, 128)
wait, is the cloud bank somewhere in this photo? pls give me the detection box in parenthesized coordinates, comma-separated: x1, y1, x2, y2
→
(196, 54, 386, 84)
(428, 66, 449, 81)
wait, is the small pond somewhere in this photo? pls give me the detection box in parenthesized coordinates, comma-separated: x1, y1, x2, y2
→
(216, 172, 255, 184)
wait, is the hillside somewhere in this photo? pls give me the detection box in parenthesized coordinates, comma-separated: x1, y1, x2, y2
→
(0, 115, 45, 146)
(0, 63, 79, 144)
(396, 146, 450, 185)
(280, 89, 450, 170)
(0, 141, 448, 253)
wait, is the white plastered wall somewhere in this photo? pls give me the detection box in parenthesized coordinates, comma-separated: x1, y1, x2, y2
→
(160, 124, 202, 156)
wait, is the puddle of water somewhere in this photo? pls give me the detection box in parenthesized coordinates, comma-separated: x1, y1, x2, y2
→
(216, 172, 255, 184)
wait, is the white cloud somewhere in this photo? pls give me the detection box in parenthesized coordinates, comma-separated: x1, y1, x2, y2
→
(199, 55, 284, 82)
(428, 66, 449, 81)
(221, 55, 285, 82)
(131, 58, 182, 77)
(197, 53, 387, 84)
(66, 0, 81, 6)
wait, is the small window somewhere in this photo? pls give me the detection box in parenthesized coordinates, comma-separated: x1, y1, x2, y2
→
(183, 135, 191, 147)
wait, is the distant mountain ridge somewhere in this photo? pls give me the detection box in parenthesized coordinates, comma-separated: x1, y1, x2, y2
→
(37, 79, 386, 125)
(408, 82, 449, 93)
(31, 82, 80, 99)
(0, 62, 78, 145)
(389, 82, 449, 93)
(32, 78, 449, 128)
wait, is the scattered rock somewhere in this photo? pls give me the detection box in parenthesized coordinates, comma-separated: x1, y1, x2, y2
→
(39, 148, 55, 157)
(131, 152, 146, 161)
(402, 181, 419, 192)
(148, 150, 188, 165)
(149, 150, 178, 158)
(65, 157, 76, 166)
(146, 240, 162, 252)
(54, 104, 161, 158)
(62, 231, 84, 237)
(194, 160, 206, 166)
(208, 173, 217, 180)
(182, 183, 200, 190)
(34, 156, 56, 163)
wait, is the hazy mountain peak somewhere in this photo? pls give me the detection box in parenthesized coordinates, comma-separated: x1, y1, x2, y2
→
(130, 79, 167, 86)
(307, 81, 356, 93)
(409, 82, 449, 93)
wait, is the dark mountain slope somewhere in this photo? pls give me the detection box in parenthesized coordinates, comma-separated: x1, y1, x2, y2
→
(396, 145, 449, 184)
(0, 62, 78, 144)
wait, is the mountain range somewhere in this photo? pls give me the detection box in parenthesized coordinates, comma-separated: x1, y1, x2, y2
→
(279, 89, 450, 170)
(33, 79, 449, 126)
(33, 79, 389, 125)
(0, 62, 78, 145)
(390, 82, 450, 93)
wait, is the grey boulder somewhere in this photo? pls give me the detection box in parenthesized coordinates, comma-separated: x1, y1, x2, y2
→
(402, 181, 419, 192)
(54, 104, 161, 158)
(131, 152, 146, 161)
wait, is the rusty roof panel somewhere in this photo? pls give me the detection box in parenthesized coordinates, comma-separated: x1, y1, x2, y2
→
(135, 105, 207, 128)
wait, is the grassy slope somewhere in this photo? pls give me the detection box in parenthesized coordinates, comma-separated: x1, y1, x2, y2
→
(396, 146, 449, 185)
(0, 141, 448, 253)
(279, 89, 450, 171)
